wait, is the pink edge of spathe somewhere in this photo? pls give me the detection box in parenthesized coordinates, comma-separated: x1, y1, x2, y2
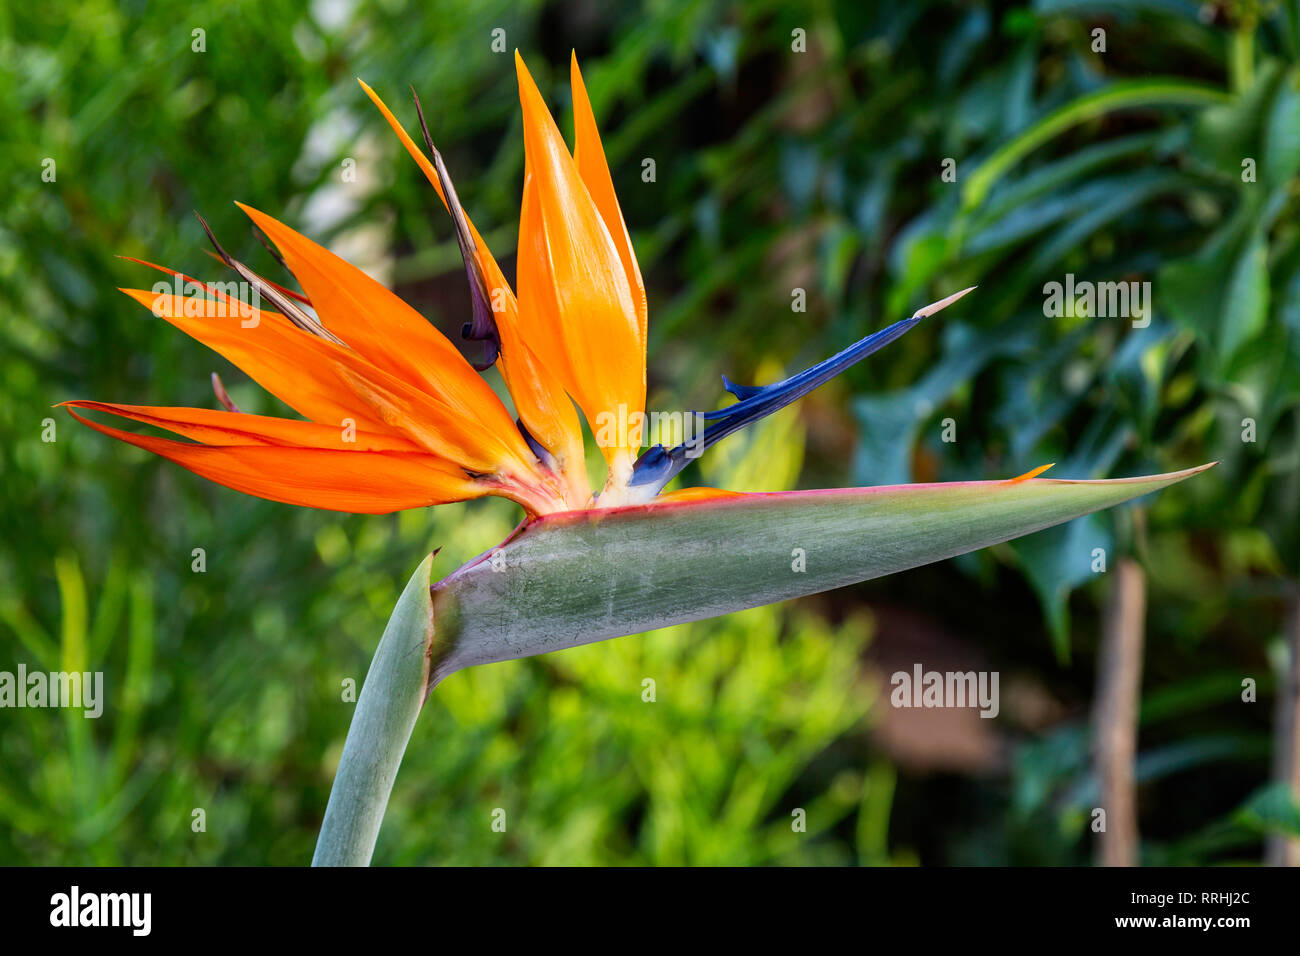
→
(525, 460, 1220, 527)
(430, 462, 1217, 586)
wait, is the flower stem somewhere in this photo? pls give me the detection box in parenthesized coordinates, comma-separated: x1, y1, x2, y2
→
(1229, 20, 1256, 94)
(312, 554, 436, 866)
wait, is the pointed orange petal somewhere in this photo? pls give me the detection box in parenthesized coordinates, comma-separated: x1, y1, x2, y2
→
(359, 79, 452, 208)
(59, 401, 423, 452)
(516, 172, 577, 392)
(357, 80, 514, 297)
(235, 204, 522, 442)
(120, 288, 373, 429)
(358, 81, 509, 318)
(570, 52, 647, 355)
(515, 52, 644, 483)
(652, 487, 744, 503)
(1007, 463, 1056, 483)
(66, 406, 483, 514)
(358, 79, 588, 497)
(120, 256, 260, 306)
(119, 289, 532, 476)
(496, 322, 591, 499)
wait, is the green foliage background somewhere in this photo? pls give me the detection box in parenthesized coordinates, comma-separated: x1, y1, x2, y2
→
(2, 0, 1298, 864)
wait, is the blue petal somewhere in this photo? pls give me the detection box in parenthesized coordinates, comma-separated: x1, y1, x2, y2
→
(720, 374, 765, 401)
(698, 314, 921, 423)
(628, 286, 976, 497)
(628, 314, 919, 493)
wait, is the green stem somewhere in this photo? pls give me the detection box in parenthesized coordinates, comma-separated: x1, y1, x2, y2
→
(1230, 22, 1256, 95)
(312, 554, 436, 867)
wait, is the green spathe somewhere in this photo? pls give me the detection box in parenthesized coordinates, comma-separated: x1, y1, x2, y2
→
(314, 464, 1213, 865)
(427, 465, 1213, 679)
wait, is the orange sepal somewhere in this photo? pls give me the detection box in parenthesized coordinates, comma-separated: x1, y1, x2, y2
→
(65, 406, 483, 514)
(234, 204, 532, 462)
(652, 487, 745, 503)
(514, 52, 645, 484)
(569, 53, 647, 355)
(357, 80, 589, 498)
(59, 400, 425, 452)
(118, 289, 532, 477)
(1007, 463, 1056, 483)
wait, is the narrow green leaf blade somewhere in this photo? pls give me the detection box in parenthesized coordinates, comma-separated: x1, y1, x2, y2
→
(431, 466, 1213, 677)
(313, 553, 435, 867)
(961, 80, 1230, 212)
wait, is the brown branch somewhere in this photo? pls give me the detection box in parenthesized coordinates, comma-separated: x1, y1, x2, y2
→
(1092, 557, 1146, 867)
(1266, 586, 1300, 866)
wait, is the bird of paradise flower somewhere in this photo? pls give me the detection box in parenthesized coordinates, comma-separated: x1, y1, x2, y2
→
(63, 53, 1211, 865)
(63, 53, 975, 515)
